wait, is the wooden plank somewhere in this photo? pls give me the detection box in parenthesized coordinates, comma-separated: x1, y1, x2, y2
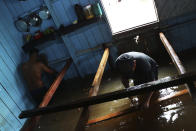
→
(160, 32, 186, 74)
(0, 46, 28, 110)
(21, 59, 72, 131)
(157, 89, 188, 102)
(0, 113, 13, 131)
(0, 84, 23, 121)
(159, 32, 196, 102)
(87, 105, 140, 125)
(40, 59, 72, 107)
(19, 72, 196, 118)
(75, 48, 109, 131)
(0, 99, 22, 130)
(90, 48, 109, 96)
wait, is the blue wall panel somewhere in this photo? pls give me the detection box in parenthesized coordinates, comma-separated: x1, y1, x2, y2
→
(49, 0, 115, 77)
(164, 12, 196, 52)
(0, 1, 43, 130)
(3, 0, 78, 81)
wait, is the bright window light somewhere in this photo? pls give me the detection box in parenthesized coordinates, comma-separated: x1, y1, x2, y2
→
(101, 0, 159, 35)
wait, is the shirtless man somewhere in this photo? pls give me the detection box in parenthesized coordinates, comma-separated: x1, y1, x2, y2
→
(22, 49, 57, 105)
(115, 52, 158, 108)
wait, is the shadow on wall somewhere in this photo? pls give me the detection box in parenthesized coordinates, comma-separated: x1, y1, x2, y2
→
(16, 53, 36, 109)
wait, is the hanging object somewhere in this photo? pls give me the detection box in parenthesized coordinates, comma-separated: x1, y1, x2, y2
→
(38, 6, 51, 20)
(34, 30, 43, 40)
(28, 13, 42, 27)
(15, 18, 29, 32)
(83, 4, 94, 20)
(92, 3, 102, 17)
(23, 34, 32, 43)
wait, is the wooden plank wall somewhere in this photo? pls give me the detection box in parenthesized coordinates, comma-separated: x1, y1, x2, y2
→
(47, 0, 117, 77)
(155, 0, 196, 52)
(0, 0, 40, 130)
(154, 0, 196, 52)
(0, 0, 79, 130)
(155, 0, 196, 21)
(0, 0, 115, 129)
(164, 12, 196, 52)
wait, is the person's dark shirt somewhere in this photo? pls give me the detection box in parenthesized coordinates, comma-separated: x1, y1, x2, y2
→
(116, 52, 158, 85)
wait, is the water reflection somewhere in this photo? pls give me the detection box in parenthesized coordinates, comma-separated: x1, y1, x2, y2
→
(159, 101, 184, 123)
(130, 96, 139, 106)
(159, 86, 179, 98)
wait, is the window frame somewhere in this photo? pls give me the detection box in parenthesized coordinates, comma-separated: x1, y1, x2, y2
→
(100, 0, 159, 35)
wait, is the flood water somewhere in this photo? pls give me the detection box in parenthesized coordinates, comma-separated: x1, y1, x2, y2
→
(34, 58, 196, 131)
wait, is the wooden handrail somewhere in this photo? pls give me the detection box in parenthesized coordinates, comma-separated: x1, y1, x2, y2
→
(19, 72, 196, 119)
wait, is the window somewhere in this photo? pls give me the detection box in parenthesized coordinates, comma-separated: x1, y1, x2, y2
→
(101, 0, 159, 35)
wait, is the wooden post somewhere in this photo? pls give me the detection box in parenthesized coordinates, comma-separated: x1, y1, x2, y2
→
(21, 59, 72, 131)
(19, 72, 196, 119)
(75, 48, 109, 131)
(159, 32, 196, 103)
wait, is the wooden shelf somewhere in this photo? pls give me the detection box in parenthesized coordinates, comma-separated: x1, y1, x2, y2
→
(22, 32, 57, 52)
(22, 17, 100, 52)
(59, 17, 99, 35)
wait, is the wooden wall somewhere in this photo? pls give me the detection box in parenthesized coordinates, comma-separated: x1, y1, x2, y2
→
(0, 0, 39, 130)
(0, 0, 115, 130)
(45, 0, 117, 77)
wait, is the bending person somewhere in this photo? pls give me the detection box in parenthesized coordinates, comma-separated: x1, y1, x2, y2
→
(115, 51, 158, 108)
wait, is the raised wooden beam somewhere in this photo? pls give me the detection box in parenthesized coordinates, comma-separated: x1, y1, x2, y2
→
(159, 32, 196, 103)
(89, 48, 109, 97)
(40, 58, 72, 107)
(21, 59, 72, 131)
(87, 88, 189, 125)
(157, 89, 188, 102)
(87, 105, 140, 125)
(75, 48, 109, 131)
(19, 72, 196, 119)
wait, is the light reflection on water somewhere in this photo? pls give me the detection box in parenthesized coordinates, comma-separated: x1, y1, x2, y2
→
(159, 101, 184, 123)
(159, 86, 179, 98)
(130, 96, 139, 106)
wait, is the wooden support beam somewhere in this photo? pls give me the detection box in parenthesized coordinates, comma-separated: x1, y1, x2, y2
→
(39, 58, 72, 107)
(21, 59, 72, 131)
(160, 33, 186, 74)
(159, 32, 196, 103)
(157, 89, 188, 102)
(90, 48, 109, 96)
(75, 48, 109, 131)
(87, 88, 189, 125)
(87, 105, 140, 125)
(19, 72, 196, 119)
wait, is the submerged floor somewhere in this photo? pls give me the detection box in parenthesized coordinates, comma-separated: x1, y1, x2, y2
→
(34, 57, 196, 131)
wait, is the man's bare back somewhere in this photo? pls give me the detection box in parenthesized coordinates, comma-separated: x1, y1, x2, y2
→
(22, 62, 45, 90)
(22, 50, 55, 91)
(21, 49, 57, 104)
